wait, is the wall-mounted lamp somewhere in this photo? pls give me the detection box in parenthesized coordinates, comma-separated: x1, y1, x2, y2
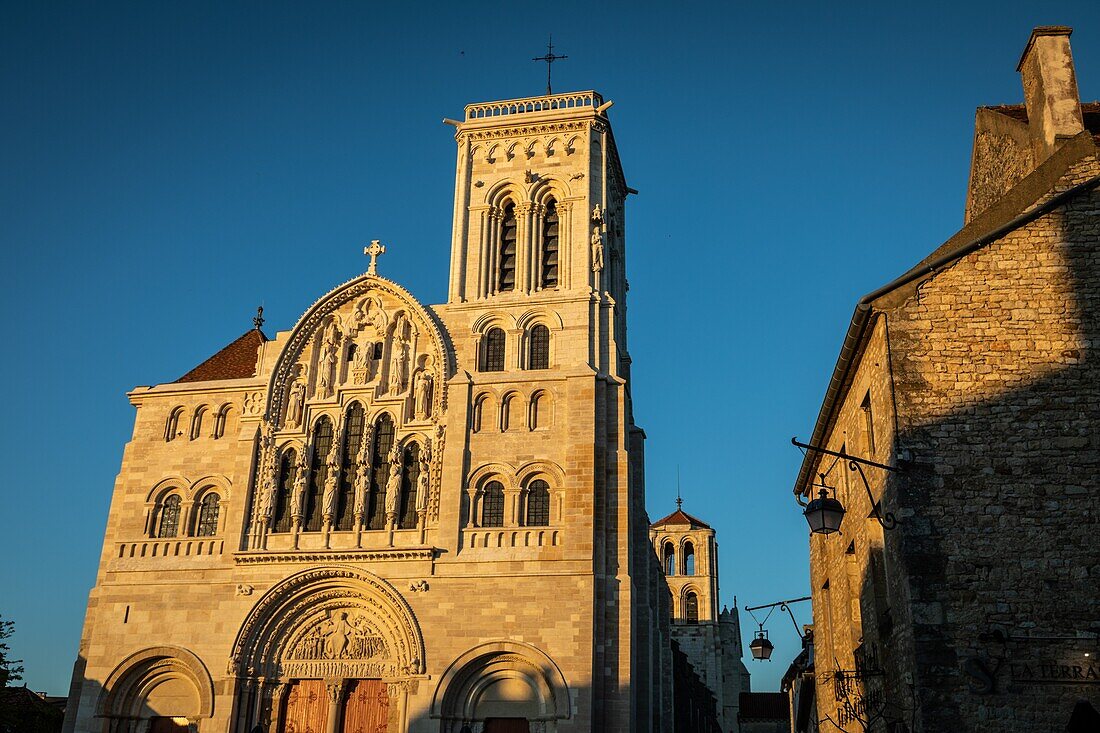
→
(792, 437, 901, 534)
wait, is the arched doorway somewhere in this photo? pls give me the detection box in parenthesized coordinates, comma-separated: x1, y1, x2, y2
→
(431, 641, 570, 733)
(97, 646, 214, 733)
(229, 566, 425, 733)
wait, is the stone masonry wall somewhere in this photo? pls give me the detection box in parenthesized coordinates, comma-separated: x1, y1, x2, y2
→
(886, 157, 1100, 731)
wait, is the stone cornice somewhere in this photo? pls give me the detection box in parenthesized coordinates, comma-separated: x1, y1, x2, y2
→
(234, 548, 438, 565)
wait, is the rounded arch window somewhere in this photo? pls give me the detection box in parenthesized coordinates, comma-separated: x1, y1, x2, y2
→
(525, 479, 550, 526)
(481, 480, 505, 527)
(367, 413, 396, 530)
(212, 404, 232, 439)
(189, 406, 207, 440)
(482, 328, 506, 372)
(528, 325, 550, 370)
(663, 542, 676, 576)
(273, 448, 297, 533)
(195, 493, 221, 536)
(303, 416, 334, 532)
(684, 591, 699, 623)
(684, 541, 696, 575)
(157, 495, 182, 538)
(335, 403, 366, 531)
(165, 407, 184, 442)
(529, 391, 550, 430)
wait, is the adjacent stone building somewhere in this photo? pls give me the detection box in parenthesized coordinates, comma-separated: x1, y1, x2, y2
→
(793, 27, 1100, 732)
(61, 88, 748, 733)
(651, 503, 750, 731)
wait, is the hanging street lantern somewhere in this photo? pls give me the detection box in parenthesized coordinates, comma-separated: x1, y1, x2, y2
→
(792, 437, 901, 532)
(803, 487, 846, 535)
(749, 629, 774, 661)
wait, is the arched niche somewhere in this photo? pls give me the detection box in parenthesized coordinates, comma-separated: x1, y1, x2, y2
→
(97, 646, 214, 729)
(229, 565, 425, 680)
(431, 641, 570, 730)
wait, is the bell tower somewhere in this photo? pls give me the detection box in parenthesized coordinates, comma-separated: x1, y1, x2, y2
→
(443, 91, 631, 377)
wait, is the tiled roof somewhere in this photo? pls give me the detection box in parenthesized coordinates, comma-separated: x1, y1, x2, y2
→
(983, 102, 1100, 145)
(175, 329, 267, 383)
(739, 691, 789, 720)
(651, 507, 711, 529)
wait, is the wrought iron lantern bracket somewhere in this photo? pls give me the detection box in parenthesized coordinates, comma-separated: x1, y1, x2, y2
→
(792, 437, 901, 530)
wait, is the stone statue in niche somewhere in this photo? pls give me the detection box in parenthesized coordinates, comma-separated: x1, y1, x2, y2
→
(322, 428, 342, 519)
(285, 380, 306, 428)
(291, 450, 310, 519)
(414, 370, 433, 420)
(384, 447, 402, 521)
(415, 450, 430, 516)
(350, 338, 371, 385)
(591, 203, 603, 224)
(389, 336, 410, 395)
(256, 475, 277, 521)
(591, 226, 605, 272)
(316, 321, 341, 399)
(353, 434, 372, 519)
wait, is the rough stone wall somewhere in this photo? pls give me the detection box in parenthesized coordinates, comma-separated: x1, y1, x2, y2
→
(964, 109, 1033, 224)
(808, 157, 1100, 733)
(884, 157, 1100, 731)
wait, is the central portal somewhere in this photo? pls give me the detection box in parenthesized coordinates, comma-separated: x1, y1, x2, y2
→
(279, 679, 389, 733)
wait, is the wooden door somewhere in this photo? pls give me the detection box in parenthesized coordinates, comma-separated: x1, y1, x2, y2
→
(280, 679, 328, 733)
(341, 679, 390, 733)
(484, 719, 530, 733)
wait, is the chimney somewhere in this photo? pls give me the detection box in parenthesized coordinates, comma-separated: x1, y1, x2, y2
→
(1017, 26, 1085, 163)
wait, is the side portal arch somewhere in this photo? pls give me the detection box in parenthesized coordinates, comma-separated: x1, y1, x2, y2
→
(431, 641, 571, 732)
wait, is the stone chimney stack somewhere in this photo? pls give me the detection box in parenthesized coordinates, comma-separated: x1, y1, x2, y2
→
(1017, 26, 1085, 163)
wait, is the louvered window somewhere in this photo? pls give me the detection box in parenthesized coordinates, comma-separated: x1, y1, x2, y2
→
(498, 203, 517, 292)
(336, 403, 365, 531)
(541, 200, 559, 288)
(273, 449, 297, 533)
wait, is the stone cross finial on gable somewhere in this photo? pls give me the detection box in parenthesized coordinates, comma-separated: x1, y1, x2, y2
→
(364, 240, 386, 276)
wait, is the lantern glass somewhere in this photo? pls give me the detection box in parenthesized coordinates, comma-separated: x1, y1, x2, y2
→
(749, 631, 774, 661)
(804, 489, 845, 535)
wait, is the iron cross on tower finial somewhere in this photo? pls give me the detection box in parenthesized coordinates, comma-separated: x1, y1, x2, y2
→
(532, 35, 567, 95)
(363, 239, 386, 276)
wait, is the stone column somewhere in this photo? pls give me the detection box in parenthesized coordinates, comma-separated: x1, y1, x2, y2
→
(324, 679, 346, 733)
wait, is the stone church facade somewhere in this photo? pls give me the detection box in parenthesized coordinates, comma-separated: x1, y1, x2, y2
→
(62, 91, 746, 733)
(793, 27, 1100, 732)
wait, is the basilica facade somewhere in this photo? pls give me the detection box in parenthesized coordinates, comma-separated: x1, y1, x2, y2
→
(61, 91, 744, 733)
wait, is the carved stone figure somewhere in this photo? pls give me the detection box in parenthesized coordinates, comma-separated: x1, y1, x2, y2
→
(591, 203, 603, 223)
(351, 338, 371, 383)
(384, 460, 402, 518)
(414, 370, 433, 419)
(322, 430, 342, 518)
(415, 456, 430, 515)
(286, 381, 306, 427)
(389, 338, 410, 394)
(291, 451, 310, 518)
(256, 475, 277, 520)
(591, 226, 604, 272)
(322, 611, 354, 659)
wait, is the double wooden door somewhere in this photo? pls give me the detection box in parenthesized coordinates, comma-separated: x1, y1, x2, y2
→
(280, 679, 389, 733)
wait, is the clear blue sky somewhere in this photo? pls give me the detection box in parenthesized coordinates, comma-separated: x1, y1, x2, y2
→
(3, 1, 1098, 695)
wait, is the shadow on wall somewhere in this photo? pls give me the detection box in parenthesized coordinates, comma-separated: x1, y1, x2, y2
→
(879, 190, 1100, 730)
